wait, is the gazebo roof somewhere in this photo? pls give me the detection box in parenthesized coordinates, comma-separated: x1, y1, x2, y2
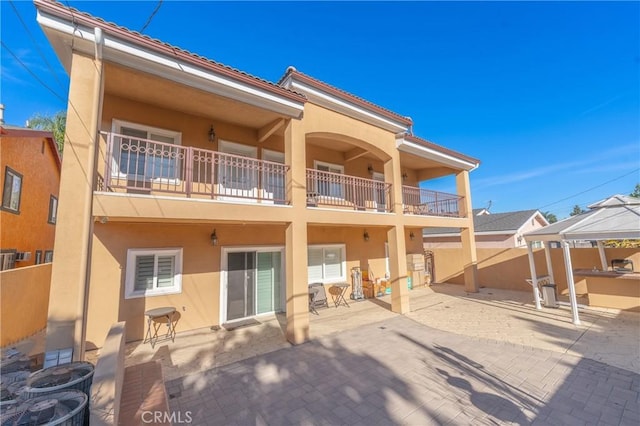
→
(524, 194, 640, 242)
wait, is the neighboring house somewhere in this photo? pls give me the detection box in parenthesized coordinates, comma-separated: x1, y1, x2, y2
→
(0, 120, 61, 270)
(35, 0, 481, 357)
(423, 209, 549, 249)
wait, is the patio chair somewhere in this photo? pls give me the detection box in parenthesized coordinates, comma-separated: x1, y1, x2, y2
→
(309, 282, 329, 314)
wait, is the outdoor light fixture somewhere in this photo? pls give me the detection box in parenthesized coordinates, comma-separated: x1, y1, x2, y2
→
(210, 229, 218, 246)
(410, 231, 415, 240)
(363, 230, 370, 242)
(367, 164, 374, 175)
(402, 171, 408, 181)
(208, 125, 216, 142)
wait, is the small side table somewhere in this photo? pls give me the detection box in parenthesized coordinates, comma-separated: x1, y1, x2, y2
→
(331, 283, 350, 308)
(144, 307, 177, 348)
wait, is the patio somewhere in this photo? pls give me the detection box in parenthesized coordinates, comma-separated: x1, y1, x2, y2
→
(80, 283, 639, 382)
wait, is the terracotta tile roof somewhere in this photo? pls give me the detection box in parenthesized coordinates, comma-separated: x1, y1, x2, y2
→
(34, 0, 306, 104)
(278, 67, 413, 126)
(404, 134, 480, 165)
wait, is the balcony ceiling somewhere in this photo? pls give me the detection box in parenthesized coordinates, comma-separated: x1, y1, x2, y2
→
(400, 151, 456, 177)
(306, 135, 380, 161)
(104, 63, 286, 129)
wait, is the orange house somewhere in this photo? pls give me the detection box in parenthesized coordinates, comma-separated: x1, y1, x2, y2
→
(0, 125, 61, 269)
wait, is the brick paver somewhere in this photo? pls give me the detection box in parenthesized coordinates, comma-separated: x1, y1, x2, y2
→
(166, 315, 640, 425)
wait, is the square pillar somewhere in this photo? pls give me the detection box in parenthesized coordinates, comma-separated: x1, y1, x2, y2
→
(387, 226, 410, 314)
(456, 170, 479, 292)
(46, 52, 103, 359)
(284, 118, 309, 344)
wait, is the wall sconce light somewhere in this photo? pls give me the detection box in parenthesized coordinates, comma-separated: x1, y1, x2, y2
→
(208, 125, 216, 142)
(363, 230, 370, 242)
(367, 164, 374, 175)
(402, 171, 408, 181)
(409, 231, 415, 241)
(210, 229, 218, 246)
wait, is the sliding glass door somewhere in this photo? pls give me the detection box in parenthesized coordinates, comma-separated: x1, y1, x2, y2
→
(225, 249, 283, 322)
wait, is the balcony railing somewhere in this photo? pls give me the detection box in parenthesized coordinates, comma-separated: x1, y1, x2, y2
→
(305, 169, 392, 212)
(402, 186, 463, 217)
(102, 132, 289, 203)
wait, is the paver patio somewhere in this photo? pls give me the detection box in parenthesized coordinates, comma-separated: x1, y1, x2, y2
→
(10, 283, 639, 424)
(135, 284, 639, 425)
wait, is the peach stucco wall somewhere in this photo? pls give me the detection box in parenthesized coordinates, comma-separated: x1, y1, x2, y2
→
(86, 222, 422, 347)
(430, 247, 640, 296)
(1, 264, 52, 346)
(0, 134, 60, 266)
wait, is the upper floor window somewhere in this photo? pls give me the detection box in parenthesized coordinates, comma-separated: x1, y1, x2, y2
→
(44, 250, 53, 263)
(111, 120, 182, 181)
(2, 167, 22, 213)
(313, 161, 344, 199)
(48, 195, 58, 224)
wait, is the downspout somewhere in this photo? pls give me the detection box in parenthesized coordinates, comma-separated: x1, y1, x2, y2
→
(73, 26, 104, 360)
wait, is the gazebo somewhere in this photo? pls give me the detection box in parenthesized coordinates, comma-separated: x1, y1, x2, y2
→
(523, 194, 640, 325)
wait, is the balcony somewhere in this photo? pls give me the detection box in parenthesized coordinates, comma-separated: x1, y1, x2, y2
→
(100, 133, 289, 204)
(305, 169, 392, 212)
(402, 186, 463, 218)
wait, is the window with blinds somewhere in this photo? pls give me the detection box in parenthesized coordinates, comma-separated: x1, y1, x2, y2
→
(307, 245, 345, 284)
(126, 248, 182, 298)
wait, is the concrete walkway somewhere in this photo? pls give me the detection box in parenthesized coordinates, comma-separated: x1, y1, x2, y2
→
(160, 284, 639, 425)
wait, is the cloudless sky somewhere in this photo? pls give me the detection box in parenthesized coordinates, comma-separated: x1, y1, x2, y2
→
(2, 1, 639, 219)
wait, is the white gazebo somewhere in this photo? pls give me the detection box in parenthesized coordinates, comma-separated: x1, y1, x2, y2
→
(523, 194, 640, 325)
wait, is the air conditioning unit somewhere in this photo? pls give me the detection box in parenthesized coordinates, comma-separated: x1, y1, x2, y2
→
(15, 252, 31, 261)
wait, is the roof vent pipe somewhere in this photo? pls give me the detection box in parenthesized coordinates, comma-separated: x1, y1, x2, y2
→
(0, 104, 4, 125)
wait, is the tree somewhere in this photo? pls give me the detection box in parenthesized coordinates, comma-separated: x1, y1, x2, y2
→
(570, 205, 585, 216)
(26, 111, 66, 154)
(630, 183, 640, 198)
(542, 211, 557, 223)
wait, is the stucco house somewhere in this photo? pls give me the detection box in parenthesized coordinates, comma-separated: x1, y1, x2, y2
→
(423, 209, 549, 249)
(35, 0, 481, 358)
(0, 114, 61, 270)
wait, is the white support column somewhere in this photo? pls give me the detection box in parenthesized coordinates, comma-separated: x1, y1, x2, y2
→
(561, 241, 581, 325)
(526, 242, 542, 310)
(596, 241, 608, 271)
(544, 242, 555, 282)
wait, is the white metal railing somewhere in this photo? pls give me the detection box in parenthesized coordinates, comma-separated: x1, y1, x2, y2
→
(102, 132, 289, 203)
(402, 186, 462, 217)
(305, 169, 392, 212)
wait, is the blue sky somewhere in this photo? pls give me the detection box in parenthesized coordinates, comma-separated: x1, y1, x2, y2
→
(2, 1, 638, 218)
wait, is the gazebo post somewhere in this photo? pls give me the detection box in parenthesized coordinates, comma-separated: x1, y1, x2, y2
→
(596, 241, 608, 271)
(526, 241, 542, 310)
(561, 240, 581, 325)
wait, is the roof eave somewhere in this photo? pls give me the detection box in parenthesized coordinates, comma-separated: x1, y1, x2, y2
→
(397, 134, 479, 171)
(35, 0, 306, 118)
(280, 71, 411, 133)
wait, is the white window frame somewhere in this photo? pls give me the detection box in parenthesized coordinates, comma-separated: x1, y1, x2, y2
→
(2, 167, 22, 213)
(48, 195, 58, 224)
(313, 160, 345, 199)
(111, 120, 182, 182)
(307, 244, 347, 285)
(125, 248, 183, 299)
